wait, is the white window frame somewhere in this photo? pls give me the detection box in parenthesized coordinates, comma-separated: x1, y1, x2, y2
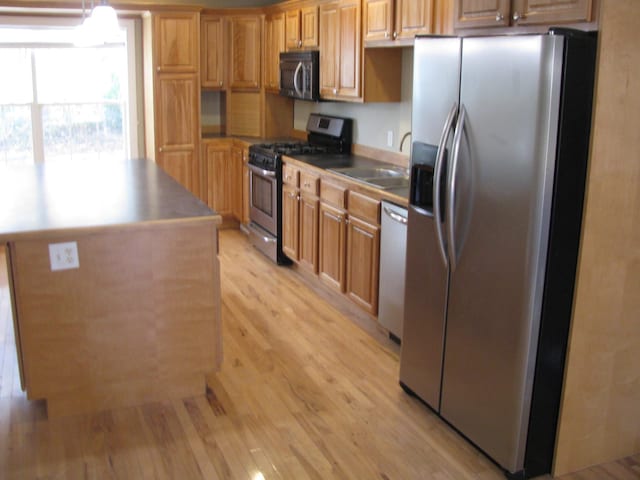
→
(0, 15, 140, 162)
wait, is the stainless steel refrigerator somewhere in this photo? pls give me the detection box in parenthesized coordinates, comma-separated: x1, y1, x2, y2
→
(400, 30, 597, 479)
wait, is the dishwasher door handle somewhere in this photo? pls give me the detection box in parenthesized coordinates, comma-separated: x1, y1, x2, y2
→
(383, 206, 408, 225)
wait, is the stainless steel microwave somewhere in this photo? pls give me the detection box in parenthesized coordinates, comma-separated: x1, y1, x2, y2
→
(279, 50, 320, 101)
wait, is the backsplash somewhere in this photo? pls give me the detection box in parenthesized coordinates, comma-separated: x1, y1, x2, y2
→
(294, 48, 413, 154)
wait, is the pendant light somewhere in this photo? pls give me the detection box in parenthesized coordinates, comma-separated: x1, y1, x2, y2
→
(75, 0, 120, 47)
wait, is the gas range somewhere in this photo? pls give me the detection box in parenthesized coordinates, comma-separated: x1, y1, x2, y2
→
(246, 114, 353, 264)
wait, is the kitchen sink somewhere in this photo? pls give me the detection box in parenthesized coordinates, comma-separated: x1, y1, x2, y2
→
(329, 166, 410, 190)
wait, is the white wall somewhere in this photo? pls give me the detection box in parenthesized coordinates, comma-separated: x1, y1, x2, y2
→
(294, 48, 413, 153)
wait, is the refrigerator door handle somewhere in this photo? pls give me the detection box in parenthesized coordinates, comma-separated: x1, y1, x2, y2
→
(447, 105, 467, 272)
(433, 102, 458, 267)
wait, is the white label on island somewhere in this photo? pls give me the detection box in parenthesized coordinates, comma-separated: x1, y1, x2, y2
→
(48, 242, 80, 271)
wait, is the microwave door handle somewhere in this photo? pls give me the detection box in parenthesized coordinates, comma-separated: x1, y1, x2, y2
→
(293, 61, 303, 97)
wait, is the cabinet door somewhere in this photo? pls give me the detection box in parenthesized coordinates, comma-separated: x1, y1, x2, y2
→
(396, 0, 434, 39)
(346, 216, 380, 315)
(512, 0, 592, 25)
(231, 147, 244, 221)
(242, 156, 250, 225)
(265, 12, 285, 91)
(155, 75, 198, 194)
(364, 0, 394, 42)
(203, 143, 232, 215)
(337, 0, 361, 99)
(282, 184, 300, 261)
(154, 13, 199, 73)
(285, 9, 301, 50)
(319, 3, 339, 98)
(454, 0, 511, 29)
(301, 6, 319, 48)
(229, 16, 262, 90)
(319, 202, 347, 292)
(299, 193, 320, 274)
(157, 150, 195, 194)
(201, 16, 225, 88)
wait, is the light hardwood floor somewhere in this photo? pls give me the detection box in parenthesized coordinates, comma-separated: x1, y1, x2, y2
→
(0, 230, 638, 479)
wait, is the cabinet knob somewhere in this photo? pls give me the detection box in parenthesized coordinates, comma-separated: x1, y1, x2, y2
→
(219, 81, 223, 86)
(159, 147, 163, 153)
(512, 11, 522, 22)
(392, 31, 398, 39)
(298, 40, 302, 48)
(384, 32, 389, 38)
(496, 11, 504, 21)
(333, 88, 337, 94)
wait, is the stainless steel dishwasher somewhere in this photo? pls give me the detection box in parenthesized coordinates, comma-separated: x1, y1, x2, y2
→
(378, 201, 408, 342)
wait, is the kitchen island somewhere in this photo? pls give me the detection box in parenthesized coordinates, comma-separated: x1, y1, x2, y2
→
(0, 158, 222, 417)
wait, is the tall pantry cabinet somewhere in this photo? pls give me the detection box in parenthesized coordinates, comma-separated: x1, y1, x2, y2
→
(143, 11, 201, 198)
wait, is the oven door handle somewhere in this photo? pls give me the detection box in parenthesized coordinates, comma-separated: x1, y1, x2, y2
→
(248, 164, 277, 178)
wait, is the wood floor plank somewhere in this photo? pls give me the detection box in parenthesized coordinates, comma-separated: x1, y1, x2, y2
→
(0, 235, 637, 480)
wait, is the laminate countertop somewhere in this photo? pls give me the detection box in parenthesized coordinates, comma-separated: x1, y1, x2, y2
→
(0, 158, 219, 242)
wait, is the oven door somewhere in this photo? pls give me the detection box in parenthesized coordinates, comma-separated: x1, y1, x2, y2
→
(248, 164, 277, 236)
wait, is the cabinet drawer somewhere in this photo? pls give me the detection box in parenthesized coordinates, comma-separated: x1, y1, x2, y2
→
(283, 164, 299, 186)
(320, 181, 347, 209)
(348, 190, 380, 225)
(300, 171, 320, 196)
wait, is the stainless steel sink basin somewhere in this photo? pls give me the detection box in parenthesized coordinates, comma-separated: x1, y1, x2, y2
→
(331, 166, 408, 179)
(329, 165, 409, 190)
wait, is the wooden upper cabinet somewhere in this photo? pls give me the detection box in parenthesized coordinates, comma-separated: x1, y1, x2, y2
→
(229, 15, 262, 90)
(319, 0, 361, 101)
(201, 15, 225, 88)
(364, 0, 394, 42)
(264, 12, 285, 91)
(301, 6, 320, 48)
(286, 6, 319, 50)
(364, 0, 434, 44)
(154, 13, 199, 73)
(455, 0, 512, 28)
(513, 0, 593, 25)
(395, 0, 434, 39)
(319, 3, 339, 97)
(285, 9, 302, 49)
(454, 0, 593, 29)
(337, 0, 361, 99)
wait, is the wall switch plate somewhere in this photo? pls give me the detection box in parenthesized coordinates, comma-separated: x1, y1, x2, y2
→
(49, 242, 80, 271)
(387, 130, 394, 147)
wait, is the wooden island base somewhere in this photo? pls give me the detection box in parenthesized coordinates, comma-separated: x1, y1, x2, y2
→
(0, 159, 222, 418)
(7, 221, 221, 418)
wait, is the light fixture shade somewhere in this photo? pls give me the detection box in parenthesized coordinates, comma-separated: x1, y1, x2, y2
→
(75, 2, 120, 47)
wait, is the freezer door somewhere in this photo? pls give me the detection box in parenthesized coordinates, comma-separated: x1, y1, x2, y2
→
(439, 35, 564, 473)
(411, 36, 462, 148)
(399, 35, 462, 411)
(399, 204, 448, 410)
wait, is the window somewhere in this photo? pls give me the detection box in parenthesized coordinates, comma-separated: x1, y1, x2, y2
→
(0, 16, 140, 165)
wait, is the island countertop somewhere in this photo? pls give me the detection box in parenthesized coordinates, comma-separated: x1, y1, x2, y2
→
(0, 158, 219, 242)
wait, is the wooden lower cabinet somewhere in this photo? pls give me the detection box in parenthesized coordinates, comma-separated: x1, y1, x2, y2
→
(202, 142, 233, 216)
(231, 147, 244, 221)
(282, 184, 300, 260)
(319, 202, 348, 292)
(299, 193, 320, 273)
(242, 147, 250, 225)
(346, 216, 380, 315)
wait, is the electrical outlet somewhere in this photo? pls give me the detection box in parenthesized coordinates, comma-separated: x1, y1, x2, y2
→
(387, 130, 394, 147)
(49, 242, 80, 271)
